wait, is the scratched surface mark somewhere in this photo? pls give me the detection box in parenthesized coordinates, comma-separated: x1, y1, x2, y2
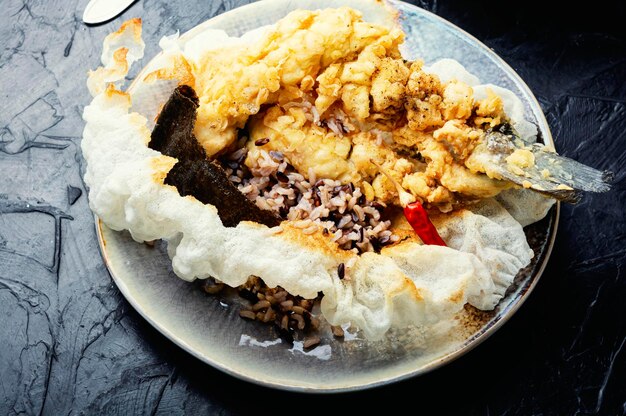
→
(0, 0, 624, 415)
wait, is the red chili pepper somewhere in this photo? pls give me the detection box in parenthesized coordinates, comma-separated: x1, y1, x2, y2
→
(403, 202, 447, 246)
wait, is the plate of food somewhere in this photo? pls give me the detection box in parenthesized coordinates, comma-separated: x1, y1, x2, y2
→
(82, 0, 611, 391)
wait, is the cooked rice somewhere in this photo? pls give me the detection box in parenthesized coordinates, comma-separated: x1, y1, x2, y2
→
(238, 276, 320, 342)
(223, 147, 399, 253)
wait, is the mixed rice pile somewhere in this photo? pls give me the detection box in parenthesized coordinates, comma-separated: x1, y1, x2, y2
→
(223, 141, 400, 254)
(201, 138, 402, 343)
(201, 276, 344, 347)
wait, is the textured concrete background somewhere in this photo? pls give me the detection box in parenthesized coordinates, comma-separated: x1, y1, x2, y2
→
(0, 0, 624, 414)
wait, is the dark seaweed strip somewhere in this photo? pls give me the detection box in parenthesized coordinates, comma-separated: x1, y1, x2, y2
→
(165, 160, 281, 227)
(149, 85, 281, 228)
(149, 85, 206, 161)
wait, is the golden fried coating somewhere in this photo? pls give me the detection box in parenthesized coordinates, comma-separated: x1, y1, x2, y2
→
(180, 8, 512, 210)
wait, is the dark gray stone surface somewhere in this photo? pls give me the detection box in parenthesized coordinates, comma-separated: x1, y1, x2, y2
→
(0, 0, 624, 414)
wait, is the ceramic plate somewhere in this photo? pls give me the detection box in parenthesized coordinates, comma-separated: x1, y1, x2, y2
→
(95, 0, 559, 392)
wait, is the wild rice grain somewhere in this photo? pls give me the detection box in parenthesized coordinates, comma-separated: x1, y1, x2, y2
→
(255, 137, 270, 146)
(303, 336, 321, 349)
(263, 307, 275, 322)
(252, 300, 270, 311)
(331, 325, 345, 337)
(274, 290, 287, 302)
(276, 171, 289, 183)
(240, 310, 256, 320)
(292, 314, 305, 330)
(292, 305, 306, 315)
(338, 263, 345, 279)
